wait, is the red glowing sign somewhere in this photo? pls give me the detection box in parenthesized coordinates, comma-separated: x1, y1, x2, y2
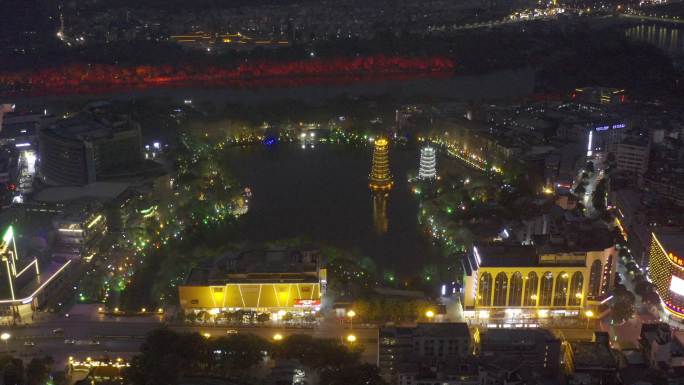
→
(294, 299, 320, 307)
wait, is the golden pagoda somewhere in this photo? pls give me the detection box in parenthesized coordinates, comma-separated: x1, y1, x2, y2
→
(369, 138, 393, 191)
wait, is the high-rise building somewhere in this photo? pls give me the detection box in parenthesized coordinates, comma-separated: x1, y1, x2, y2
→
(369, 138, 393, 191)
(418, 146, 437, 180)
(648, 230, 684, 318)
(39, 110, 142, 186)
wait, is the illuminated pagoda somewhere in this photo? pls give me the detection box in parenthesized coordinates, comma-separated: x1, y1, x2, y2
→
(418, 146, 437, 180)
(369, 138, 393, 191)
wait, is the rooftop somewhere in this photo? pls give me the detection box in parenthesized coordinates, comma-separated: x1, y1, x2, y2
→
(185, 248, 321, 285)
(481, 328, 557, 348)
(33, 182, 130, 203)
(570, 341, 617, 370)
(43, 112, 137, 142)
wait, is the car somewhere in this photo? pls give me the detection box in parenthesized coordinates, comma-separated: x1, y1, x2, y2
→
(64, 339, 75, 344)
(23, 341, 35, 347)
(88, 340, 100, 345)
(52, 328, 64, 335)
(226, 329, 238, 335)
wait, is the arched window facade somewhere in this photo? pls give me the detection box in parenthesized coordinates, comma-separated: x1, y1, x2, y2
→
(554, 272, 569, 306)
(478, 273, 492, 306)
(602, 255, 613, 295)
(508, 272, 523, 306)
(539, 272, 553, 306)
(493, 272, 508, 306)
(568, 272, 584, 306)
(523, 272, 538, 307)
(589, 260, 602, 298)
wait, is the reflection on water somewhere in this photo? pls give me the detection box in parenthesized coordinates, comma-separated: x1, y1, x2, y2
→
(372, 191, 389, 235)
(625, 24, 684, 56)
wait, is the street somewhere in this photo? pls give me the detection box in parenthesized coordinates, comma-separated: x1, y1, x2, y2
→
(0, 310, 379, 369)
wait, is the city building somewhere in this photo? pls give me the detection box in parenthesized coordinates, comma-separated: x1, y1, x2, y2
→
(572, 87, 626, 105)
(637, 323, 684, 381)
(648, 230, 684, 318)
(418, 146, 437, 180)
(586, 122, 627, 158)
(178, 248, 326, 319)
(68, 356, 128, 385)
(378, 323, 472, 383)
(369, 138, 393, 191)
(0, 225, 72, 323)
(616, 139, 649, 180)
(462, 228, 616, 321)
(564, 332, 619, 385)
(39, 110, 142, 186)
(52, 204, 107, 260)
(479, 328, 562, 379)
(642, 171, 684, 208)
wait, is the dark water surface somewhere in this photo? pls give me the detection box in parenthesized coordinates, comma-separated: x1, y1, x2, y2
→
(224, 143, 446, 276)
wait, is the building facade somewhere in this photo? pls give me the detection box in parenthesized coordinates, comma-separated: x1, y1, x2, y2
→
(648, 230, 684, 318)
(616, 141, 649, 178)
(378, 323, 472, 383)
(462, 232, 616, 320)
(178, 249, 326, 318)
(39, 113, 142, 186)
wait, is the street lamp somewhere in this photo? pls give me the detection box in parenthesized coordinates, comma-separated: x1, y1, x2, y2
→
(346, 334, 357, 343)
(425, 310, 435, 321)
(1, 332, 10, 351)
(273, 333, 283, 341)
(585, 310, 594, 329)
(347, 310, 356, 330)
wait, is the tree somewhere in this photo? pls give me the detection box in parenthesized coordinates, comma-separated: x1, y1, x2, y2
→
(585, 161, 595, 173)
(320, 364, 386, 385)
(275, 335, 359, 370)
(209, 334, 268, 376)
(2, 359, 23, 385)
(611, 286, 636, 324)
(592, 178, 607, 213)
(26, 357, 51, 385)
(125, 328, 193, 385)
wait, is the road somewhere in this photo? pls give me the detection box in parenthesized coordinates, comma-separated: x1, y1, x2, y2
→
(0, 312, 379, 369)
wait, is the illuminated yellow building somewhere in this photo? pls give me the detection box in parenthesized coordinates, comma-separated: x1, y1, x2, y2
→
(463, 232, 616, 319)
(178, 249, 326, 315)
(369, 138, 393, 191)
(647, 230, 684, 318)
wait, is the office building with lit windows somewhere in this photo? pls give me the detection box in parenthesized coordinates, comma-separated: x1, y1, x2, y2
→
(39, 112, 142, 186)
(647, 230, 684, 318)
(462, 229, 616, 320)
